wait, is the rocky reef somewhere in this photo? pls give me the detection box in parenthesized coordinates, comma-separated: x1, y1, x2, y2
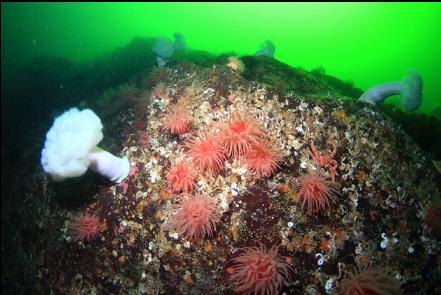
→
(3, 58, 441, 294)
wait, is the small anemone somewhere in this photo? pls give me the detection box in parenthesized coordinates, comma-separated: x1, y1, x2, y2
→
(230, 244, 291, 295)
(294, 172, 337, 215)
(246, 140, 283, 178)
(337, 266, 402, 295)
(186, 130, 226, 173)
(70, 212, 103, 242)
(221, 111, 264, 158)
(167, 160, 196, 193)
(162, 102, 192, 135)
(172, 194, 217, 242)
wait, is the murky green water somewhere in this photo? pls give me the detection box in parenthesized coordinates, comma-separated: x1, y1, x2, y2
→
(2, 2, 441, 113)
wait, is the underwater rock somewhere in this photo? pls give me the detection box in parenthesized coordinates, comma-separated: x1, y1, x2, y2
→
(379, 104, 441, 159)
(310, 66, 363, 99)
(242, 55, 363, 99)
(24, 61, 440, 294)
(433, 103, 441, 121)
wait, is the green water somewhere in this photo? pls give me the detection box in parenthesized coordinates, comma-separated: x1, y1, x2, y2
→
(2, 2, 441, 113)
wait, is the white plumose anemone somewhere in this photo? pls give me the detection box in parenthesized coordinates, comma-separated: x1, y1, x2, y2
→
(41, 108, 130, 183)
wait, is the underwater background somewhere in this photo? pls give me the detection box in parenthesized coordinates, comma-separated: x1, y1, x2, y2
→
(2, 2, 441, 159)
(2, 2, 441, 295)
(2, 2, 441, 113)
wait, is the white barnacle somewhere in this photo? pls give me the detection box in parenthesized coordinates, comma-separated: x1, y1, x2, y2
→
(325, 278, 334, 291)
(341, 206, 347, 214)
(385, 195, 396, 208)
(314, 106, 323, 115)
(299, 102, 308, 110)
(380, 233, 389, 249)
(349, 193, 359, 207)
(355, 243, 363, 255)
(316, 253, 325, 266)
(149, 170, 160, 183)
(315, 118, 324, 126)
(399, 191, 407, 202)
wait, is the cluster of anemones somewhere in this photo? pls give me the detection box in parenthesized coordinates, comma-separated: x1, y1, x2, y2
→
(219, 111, 283, 178)
(163, 105, 294, 293)
(165, 108, 283, 245)
(166, 108, 283, 192)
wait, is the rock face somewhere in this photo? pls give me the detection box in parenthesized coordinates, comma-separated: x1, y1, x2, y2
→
(25, 61, 441, 294)
(242, 55, 363, 99)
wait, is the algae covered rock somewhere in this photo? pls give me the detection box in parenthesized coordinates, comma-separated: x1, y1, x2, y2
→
(242, 55, 363, 99)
